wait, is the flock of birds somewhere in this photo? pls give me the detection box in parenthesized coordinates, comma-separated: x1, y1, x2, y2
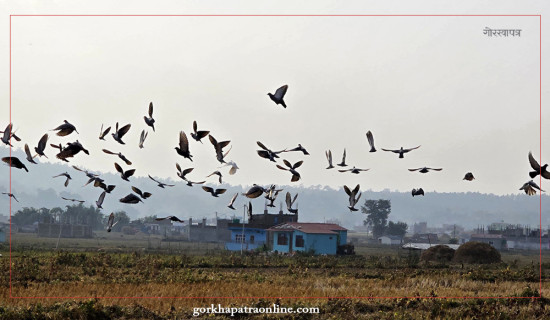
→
(1, 84, 549, 231)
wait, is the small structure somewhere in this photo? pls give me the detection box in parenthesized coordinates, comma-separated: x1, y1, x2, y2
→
(267, 222, 347, 255)
(469, 234, 506, 250)
(378, 235, 403, 245)
(185, 217, 231, 243)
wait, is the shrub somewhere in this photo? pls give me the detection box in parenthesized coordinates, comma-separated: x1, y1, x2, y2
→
(453, 241, 501, 264)
(420, 245, 455, 263)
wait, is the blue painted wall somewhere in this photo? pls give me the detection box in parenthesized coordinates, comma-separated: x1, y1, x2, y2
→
(271, 230, 347, 255)
(225, 227, 267, 251)
(272, 231, 292, 253)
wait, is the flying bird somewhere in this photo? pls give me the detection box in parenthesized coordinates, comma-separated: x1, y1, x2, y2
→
(242, 184, 266, 198)
(412, 188, 425, 197)
(96, 191, 106, 209)
(337, 149, 347, 167)
(144, 102, 155, 131)
(175, 131, 193, 161)
(207, 171, 223, 184)
(343, 184, 361, 212)
(156, 216, 185, 223)
(257, 141, 286, 162)
(191, 121, 210, 143)
(381, 145, 421, 159)
(463, 172, 475, 181)
(268, 84, 288, 108)
(34, 134, 49, 158)
(366, 131, 376, 152)
(106, 213, 120, 232)
(148, 175, 175, 188)
(139, 130, 148, 149)
(265, 185, 283, 207)
(103, 149, 132, 165)
(220, 160, 239, 175)
(51, 120, 78, 136)
(277, 160, 303, 182)
(408, 167, 443, 173)
(202, 186, 227, 197)
(338, 166, 370, 174)
(247, 201, 253, 220)
(325, 150, 334, 169)
(176, 163, 194, 180)
(227, 193, 238, 210)
(55, 140, 89, 162)
(99, 124, 111, 140)
(285, 192, 298, 214)
(112, 122, 131, 144)
(119, 193, 143, 204)
(1, 123, 13, 146)
(24, 144, 37, 164)
(131, 186, 152, 199)
(114, 162, 135, 181)
(72, 165, 99, 179)
(2, 192, 19, 202)
(528, 152, 550, 179)
(2, 157, 28, 172)
(61, 197, 85, 204)
(209, 135, 231, 164)
(520, 180, 545, 196)
(286, 144, 309, 155)
(53, 172, 72, 187)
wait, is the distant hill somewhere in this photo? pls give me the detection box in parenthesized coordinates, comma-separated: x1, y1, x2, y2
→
(1, 149, 548, 230)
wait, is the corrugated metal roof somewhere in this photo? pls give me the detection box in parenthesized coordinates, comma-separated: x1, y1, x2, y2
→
(402, 243, 460, 250)
(266, 222, 347, 234)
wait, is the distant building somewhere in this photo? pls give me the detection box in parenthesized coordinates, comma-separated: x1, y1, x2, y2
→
(413, 222, 428, 234)
(469, 234, 506, 250)
(267, 222, 347, 255)
(378, 235, 403, 245)
(409, 233, 438, 244)
(225, 208, 298, 251)
(184, 217, 231, 243)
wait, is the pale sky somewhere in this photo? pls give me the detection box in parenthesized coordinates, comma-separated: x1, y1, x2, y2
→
(1, 1, 549, 197)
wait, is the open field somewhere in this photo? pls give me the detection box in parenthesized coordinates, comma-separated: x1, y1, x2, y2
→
(1, 234, 550, 319)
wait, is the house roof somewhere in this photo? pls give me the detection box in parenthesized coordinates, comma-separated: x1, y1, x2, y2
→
(266, 222, 347, 234)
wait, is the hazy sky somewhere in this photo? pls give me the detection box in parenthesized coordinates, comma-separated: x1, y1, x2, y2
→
(1, 1, 549, 198)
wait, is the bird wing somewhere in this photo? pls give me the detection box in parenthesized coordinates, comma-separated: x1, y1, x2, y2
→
(293, 160, 304, 169)
(215, 188, 227, 196)
(326, 150, 332, 165)
(276, 165, 288, 171)
(125, 169, 136, 178)
(117, 124, 131, 138)
(103, 149, 117, 155)
(148, 102, 154, 117)
(179, 131, 189, 151)
(381, 148, 398, 153)
(274, 85, 288, 100)
(338, 169, 350, 173)
(202, 186, 213, 193)
(408, 168, 420, 171)
(528, 152, 541, 170)
(257, 141, 269, 151)
(257, 150, 271, 159)
(366, 131, 375, 148)
(343, 185, 351, 196)
(352, 184, 360, 195)
(283, 159, 292, 168)
(114, 162, 123, 174)
(341, 149, 346, 162)
(429, 168, 443, 171)
(291, 193, 298, 206)
(97, 191, 106, 206)
(228, 193, 238, 206)
(209, 134, 218, 146)
(148, 174, 161, 184)
(193, 120, 198, 134)
(2, 123, 12, 141)
(403, 145, 421, 153)
(131, 186, 143, 197)
(24, 144, 33, 158)
(182, 168, 194, 176)
(37, 133, 49, 152)
(285, 192, 292, 209)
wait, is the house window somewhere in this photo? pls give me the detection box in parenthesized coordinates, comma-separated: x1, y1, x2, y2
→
(236, 234, 245, 243)
(295, 235, 304, 247)
(277, 233, 288, 245)
(250, 235, 255, 244)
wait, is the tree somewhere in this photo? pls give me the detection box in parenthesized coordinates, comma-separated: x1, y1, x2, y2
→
(386, 221, 407, 237)
(362, 199, 391, 239)
(12, 207, 53, 226)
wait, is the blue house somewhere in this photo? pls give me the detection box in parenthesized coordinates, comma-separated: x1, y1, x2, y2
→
(225, 208, 298, 251)
(267, 222, 347, 255)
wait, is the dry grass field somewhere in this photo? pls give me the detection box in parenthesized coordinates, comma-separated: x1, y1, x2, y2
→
(1, 233, 550, 319)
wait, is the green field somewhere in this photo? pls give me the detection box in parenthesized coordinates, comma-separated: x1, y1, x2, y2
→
(1, 232, 549, 319)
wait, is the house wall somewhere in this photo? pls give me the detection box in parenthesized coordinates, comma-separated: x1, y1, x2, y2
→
(272, 231, 292, 253)
(338, 231, 347, 245)
(226, 228, 268, 251)
(302, 232, 338, 255)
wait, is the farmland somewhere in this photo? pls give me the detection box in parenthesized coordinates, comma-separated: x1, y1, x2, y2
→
(1, 233, 550, 319)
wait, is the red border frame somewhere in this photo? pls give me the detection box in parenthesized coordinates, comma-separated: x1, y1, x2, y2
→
(8, 14, 542, 300)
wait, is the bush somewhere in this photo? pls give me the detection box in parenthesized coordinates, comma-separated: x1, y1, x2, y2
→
(420, 245, 455, 263)
(453, 241, 501, 264)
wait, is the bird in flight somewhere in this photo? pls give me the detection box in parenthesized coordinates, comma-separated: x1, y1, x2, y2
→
(338, 166, 370, 174)
(463, 172, 475, 181)
(528, 152, 550, 179)
(106, 213, 120, 232)
(1, 123, 14, 146)
(34, 134, 49, 158)
(257, 141, 286, 162)
(520, 180, 544, 196)
(99, 124, 111, 140)
(202, 186, 227, 197)
(175, 131, 193, 161)
(209, 134, 231, 164)
(131, 186, 152, 200)
(61, 197, 85, 204)
(119, 193, 143, 204)
(51, 120, 78, 136)
(242, 184, 266, 199)
(325, 150, 334, 169)
(408, 167, 442, 173)
(268, 84, 289, 108)
(276, 160, 303, 182)
(139, 130, 148, 149)
(114, 162, 135, 181)
(53, 172, 72, 187)
(55, 140, 89, 162)
(343, 184, 361, 212)
(103, 149, 132, 166)
(207, 171, 223, 184)
(2, 157, 28, 172)
(366, 131, 376, 152)
(220, 160, 239, 175)
(191, 121, 210, 143)
(286, 144, 310, 155)
(96, 191, 106, 209)
(2, 192, 19, 202)
(144, 102, 155, 131)
(24, 144, 38, 164)
(112, 122, 131, 144)
(337, 149, 347, 167)
(382, 145, 421, 158)
(227, 193, 238, 210)
(286, 192, 298, 214)
(412, 188, 424, 197)
(156, 216, 185, 223)
(148, 175, 175, 188)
